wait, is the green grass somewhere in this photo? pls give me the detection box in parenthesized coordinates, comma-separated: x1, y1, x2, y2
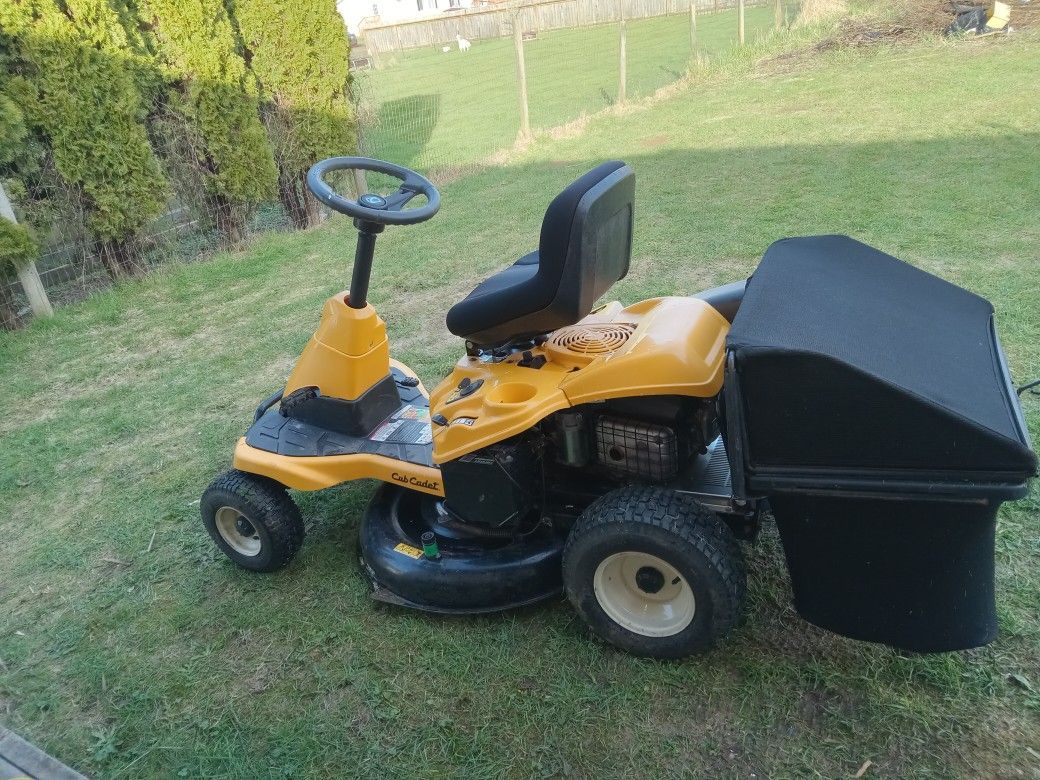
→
(2, 20, 1040, 780)
(356, 4, 779, 170)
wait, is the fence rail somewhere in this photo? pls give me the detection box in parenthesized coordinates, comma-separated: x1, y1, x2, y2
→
(363, 0, 752, 55)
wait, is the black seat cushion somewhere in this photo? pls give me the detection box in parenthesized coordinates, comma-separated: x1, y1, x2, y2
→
(446, 161, 632, 346)
(463, 251, 539, 301)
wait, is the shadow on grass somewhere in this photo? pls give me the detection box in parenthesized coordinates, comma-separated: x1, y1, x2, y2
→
(367, 93, 441, 170)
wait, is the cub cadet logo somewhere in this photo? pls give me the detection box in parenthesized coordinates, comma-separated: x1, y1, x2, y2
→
(392, 472, 440, 491)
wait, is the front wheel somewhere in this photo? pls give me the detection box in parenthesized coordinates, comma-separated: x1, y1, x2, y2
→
(563, 486, 746, 659)
(201, 469, 304, 572)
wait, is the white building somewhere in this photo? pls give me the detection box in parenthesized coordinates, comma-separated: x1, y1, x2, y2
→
(337, 0, 473, 36)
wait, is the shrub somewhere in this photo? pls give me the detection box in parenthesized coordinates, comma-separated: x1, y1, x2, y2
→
(137, 0, 279, 244)
(0, 91, 29, 169)
(0, 217, 38, 329)
(0, 0, 169, 278)
(0, 216, 38, 272)
(234, 0, 356, 228)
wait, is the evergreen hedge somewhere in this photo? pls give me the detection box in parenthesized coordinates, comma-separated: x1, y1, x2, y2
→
(0, 217, 38, 273)
(137, 0, 279, 243)
(0, 0, 169, 278)
(234, 0, 356, 228)
(0, 0, 357, 309)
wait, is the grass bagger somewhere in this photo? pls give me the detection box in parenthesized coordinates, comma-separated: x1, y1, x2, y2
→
(201, 157, 1037, 659)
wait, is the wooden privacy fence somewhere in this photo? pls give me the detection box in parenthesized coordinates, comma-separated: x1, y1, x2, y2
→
(363, 0, 756, 55)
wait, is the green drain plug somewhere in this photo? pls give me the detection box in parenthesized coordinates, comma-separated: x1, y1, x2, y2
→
(421, 531, 440, 560)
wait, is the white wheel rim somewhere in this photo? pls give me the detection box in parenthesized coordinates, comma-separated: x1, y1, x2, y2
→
(593, 551, 696, 637)
(214, 506, 262, 556)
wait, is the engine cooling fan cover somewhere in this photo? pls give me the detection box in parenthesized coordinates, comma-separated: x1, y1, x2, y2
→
(545, 322, 636, 366)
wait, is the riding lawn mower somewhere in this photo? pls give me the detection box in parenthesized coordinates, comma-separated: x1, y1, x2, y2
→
(201, 158, 1036, 659)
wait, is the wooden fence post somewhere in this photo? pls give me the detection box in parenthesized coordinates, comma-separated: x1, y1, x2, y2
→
(689, 0, 697, 53)
(513, 16, 532, 140)
(618, 19, 627, 105)
(738, 0, 745, 44)
(0, 180, 52, 319)
(774, 0, 784, 28)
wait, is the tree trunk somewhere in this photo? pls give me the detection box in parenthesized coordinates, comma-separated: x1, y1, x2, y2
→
(0, 274, 21, 330)
(96, 236, 145, 279)
(208, 192, 247, 247)
(276, 169, 322, 230)
(278, 172, 304, 230)
(301, 173, 321, 228)
(97, 241, 128, 279)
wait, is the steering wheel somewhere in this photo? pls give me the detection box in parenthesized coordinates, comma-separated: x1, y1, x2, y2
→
(306, 157, 440, 226)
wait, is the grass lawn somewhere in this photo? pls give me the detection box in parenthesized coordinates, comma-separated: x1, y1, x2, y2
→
(2, 18, 1040, 780)
(356, 3, 779, 170)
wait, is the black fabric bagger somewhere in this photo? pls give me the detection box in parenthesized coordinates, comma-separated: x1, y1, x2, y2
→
(725, 235, 1036, 652)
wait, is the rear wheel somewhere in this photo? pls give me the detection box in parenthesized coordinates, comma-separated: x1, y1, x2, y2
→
(201, 469, 304, 572)
(563, 486, 745, 659)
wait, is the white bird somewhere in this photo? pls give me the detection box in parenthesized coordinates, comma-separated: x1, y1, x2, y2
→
(456, 34, 471, 52)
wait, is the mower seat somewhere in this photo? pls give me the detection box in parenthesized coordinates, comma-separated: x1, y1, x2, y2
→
(446, 161, 635, 347)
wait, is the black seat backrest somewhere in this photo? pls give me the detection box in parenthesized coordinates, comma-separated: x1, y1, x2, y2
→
(537, 160, 634, 323)
(445, 161, 635, 346)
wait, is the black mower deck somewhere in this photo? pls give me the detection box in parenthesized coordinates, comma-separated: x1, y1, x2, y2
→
(359, 485, 565, 613)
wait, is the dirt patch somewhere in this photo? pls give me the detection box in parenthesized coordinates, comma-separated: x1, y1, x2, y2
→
(947, 710, 1040, 778)
(382, 275, 474, 356)
(545, 114, 593, 141)
(640, 133, 672, 149)
(424, 162, 489, 188)
(763, 20, 923, 75)
(762, 1, 1035, 76)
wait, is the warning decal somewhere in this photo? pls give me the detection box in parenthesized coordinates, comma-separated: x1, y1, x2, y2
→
(393, 542, 424, 559)
(370, 404, 433, 446)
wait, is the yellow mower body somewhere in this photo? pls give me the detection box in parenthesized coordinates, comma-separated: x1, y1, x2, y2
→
(233, 290, 729, 493)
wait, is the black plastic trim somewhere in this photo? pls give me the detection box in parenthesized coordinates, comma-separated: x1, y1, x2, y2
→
(744, 472, 1029, 502)
(993, 317, 1034, 453)
(254, 388, 284, 422)
(722, 353, 750, 502)
(693, 280, 747, 323)
(281, 373, 400, 437)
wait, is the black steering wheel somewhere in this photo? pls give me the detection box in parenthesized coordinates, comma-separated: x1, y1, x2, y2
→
(306, 157, 440, 226)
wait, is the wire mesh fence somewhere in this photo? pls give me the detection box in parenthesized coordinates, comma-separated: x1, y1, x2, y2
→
(1, 162, 296, 318)
(352, 0, 794, 173)
(3, 0, 797, 324)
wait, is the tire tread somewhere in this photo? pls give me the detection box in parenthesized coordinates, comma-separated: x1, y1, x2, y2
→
(563, 486, 746, 656)
(201, 469, 304, 571)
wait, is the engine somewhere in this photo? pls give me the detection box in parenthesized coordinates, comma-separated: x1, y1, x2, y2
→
(593, 416, 679, 481)
(437, 396, 717, 534)
(554, 396, 716, 484)
(439, 436, 542, 532)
